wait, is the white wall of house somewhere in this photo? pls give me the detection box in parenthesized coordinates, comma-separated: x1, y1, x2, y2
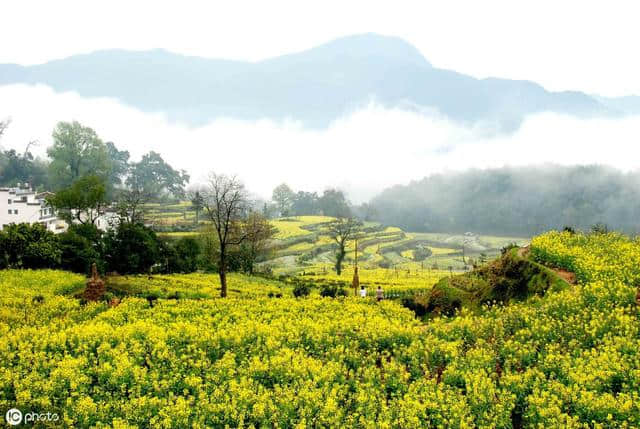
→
(1, 186, 69, 233)
(0, 188, 9, 228)
(1, 186, 121, 234)
(94, 211, 119, 231)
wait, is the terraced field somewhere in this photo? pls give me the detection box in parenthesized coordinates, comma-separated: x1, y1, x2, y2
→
(266, 216, 528, 273)
(145, 204, 528, 298)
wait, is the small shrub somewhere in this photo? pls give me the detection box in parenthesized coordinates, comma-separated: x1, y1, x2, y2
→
(31, 295, 45, 305)
(413, 246, 432, 261)
(320, 285, 347, 298)
(590, 223, 610, 234)
(167, 291, 184, 300)
(102, 292, 115, 303)
(293, 283, 311, 297)
(145, 292, 160, 307)
(401, 295, 430, 317)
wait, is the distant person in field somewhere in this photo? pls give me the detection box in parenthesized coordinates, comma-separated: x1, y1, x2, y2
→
(360, 285, 367, 298)
(376, 286, 384, 302)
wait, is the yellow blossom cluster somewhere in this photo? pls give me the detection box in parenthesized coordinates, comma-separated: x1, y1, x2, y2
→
(530, 231, 640, 284)
(107, 272, 290, 299)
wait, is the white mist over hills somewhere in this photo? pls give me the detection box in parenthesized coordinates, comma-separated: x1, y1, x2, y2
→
(2, 34, 639, 132)
(1, 82, 640, 203)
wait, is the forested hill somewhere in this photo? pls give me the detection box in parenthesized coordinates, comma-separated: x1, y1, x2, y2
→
(2, 33, 639, 131)
(370, 165, 640, 235)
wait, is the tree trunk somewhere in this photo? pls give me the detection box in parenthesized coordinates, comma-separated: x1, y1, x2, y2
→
(335, 247, 345, 275)
(219, 266, 227, 298)
(219, 248, 228, 297)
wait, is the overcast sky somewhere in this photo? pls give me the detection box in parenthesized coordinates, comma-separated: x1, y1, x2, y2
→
(2, 1, 640, 201)
(2, 0, 640, 96)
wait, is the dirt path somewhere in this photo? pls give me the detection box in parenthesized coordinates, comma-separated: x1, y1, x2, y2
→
(554, 269, 577, 285)
(518, 245, 576, 285)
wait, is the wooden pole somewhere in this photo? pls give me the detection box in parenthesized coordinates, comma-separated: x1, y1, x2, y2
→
(352, 238, 360, 296)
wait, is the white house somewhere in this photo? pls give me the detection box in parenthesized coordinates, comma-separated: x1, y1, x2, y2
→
(0, 184, 117, 233)
(0, 185, 67, 233)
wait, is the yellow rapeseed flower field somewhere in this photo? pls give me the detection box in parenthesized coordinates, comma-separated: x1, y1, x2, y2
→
(0, 230, 639, 427)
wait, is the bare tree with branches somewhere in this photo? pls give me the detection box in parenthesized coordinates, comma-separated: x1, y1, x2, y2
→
(327, 217, 363, 275)
(241, 212, 276, 275)
(202, 173, 249, 297)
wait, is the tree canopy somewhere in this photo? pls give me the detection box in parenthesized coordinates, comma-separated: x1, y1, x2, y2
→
(125, 151, 189, 200)
(47, 121, 111, 189)
(46, 175, 109, 226)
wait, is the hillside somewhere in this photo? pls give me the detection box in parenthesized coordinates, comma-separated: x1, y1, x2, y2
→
(2, 34, 638, 131)
(265, 216, 527, 273)
(422, 246, 570, 316)
(370, 165, 640, 235)
(154, 213, 527, 298)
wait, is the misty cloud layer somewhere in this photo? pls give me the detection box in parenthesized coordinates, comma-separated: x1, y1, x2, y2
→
(1, 83, 640, 202)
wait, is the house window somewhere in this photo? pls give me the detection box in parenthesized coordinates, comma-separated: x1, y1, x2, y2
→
(7, 199, 11, 204)
(14, 209, 18, 215)
(7, 210, 10, 215)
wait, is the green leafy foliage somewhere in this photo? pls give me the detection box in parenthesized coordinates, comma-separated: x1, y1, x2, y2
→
(103, 223, 162, 274)
(0, 223, 61, 269)
(47, 121, 111, 189)
(319, 284, 347, 297)
(58, 224, 103, 274)
(46, 175, 108, 225)
(293, 282, 311, 297)
(164, 236, 201, 273)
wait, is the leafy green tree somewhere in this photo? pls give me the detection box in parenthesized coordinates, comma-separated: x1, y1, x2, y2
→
(0, 148, 49, 188)
(291, 191, 320, 215)
(46, 175, 108, 226)
(47, 121, 111, 189)
(165, 237, 201, 273)
(114, 187, 147, 225)
(103, 222, 161, 274)
(0, 223, 61, 269)
(0, 121, 48, 187)
(319, 189, 351, 218)
(104, 141, 130, 195)
(58, 224, 103, 274)
(126, 151, 189, 200)
(272, 183, 295, 217)
(117, 151, 189, 223)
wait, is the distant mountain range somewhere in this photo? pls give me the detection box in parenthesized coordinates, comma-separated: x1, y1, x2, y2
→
(1, 33, 639, 131)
